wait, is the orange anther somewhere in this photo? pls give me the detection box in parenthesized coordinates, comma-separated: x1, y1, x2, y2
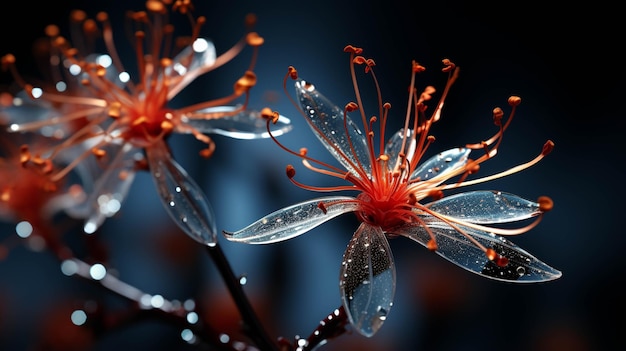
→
(427, 189, 444, 201)
(492, 107, 504, 126)
(261, 107, 280, 123)
(542, 140, 555, 155)
(132, 116, 148, 126)
(538, 196, 554, 212)
(96, 11, 108, 22)
(1, 189, 10, 202)
(146, 0, 167, 14)
(70, 10, 87, 23)
(412, 60, 426, 73)
(160, 58, 173, 68)
(246, 32, 264, 47)
(317, 202, 328, 214)
(343, 45, 363, 54)
(234, 71, 257, 94)
(161, 120, 174, 133)
(82, 19, 98, 35)
(41, 159, 53, 174)
(345, 102, 359, 112)
(485, 248, 497, 261)
(19, 145, 30, 165)
(92, 147, 106, 158)
(44, 25, 60, 38)
(427, 239, 437, 251)
(441, 58, 456, 72)
(288, 66, 298, 80)
(118, 170, 129, 181)
(353, 56, 366, 65)
(1, 54, 15, 67)
(199, 147, 214, 159)
(286, 165, 296, 179)
(495, 255, 509, 267)
(508, 96, 522, 106)
(245, 13, 257, 28)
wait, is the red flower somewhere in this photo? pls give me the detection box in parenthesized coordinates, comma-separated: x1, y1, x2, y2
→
(225, 45, 560, 337)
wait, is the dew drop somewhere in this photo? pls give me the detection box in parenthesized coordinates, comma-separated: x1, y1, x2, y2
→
(150, 294, 165, 308)
(181, 329, 197, 344)
(15, 221, 33, 238)
(89, 264, 106, 280)
(186, 311, 199, 324)
(516, 266, 526, 276)
(377, 305, 388, 321)
(219, 333, 230, 343)
(183, 299, 195, 311)
(60, 260, 78, 276)
(70, 310, 87, 326)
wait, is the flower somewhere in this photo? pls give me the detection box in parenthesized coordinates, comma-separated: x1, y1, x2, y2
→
(1, 1, 291, 245)
(0, 128, 84, 257)
(224, 45, 561, 337)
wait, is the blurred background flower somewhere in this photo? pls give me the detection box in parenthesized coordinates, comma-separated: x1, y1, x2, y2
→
(1, 1, 623, 350)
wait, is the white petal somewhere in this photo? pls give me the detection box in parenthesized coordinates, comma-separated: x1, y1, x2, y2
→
(340, 222, 395, 337)
(223, 196, 357, 244)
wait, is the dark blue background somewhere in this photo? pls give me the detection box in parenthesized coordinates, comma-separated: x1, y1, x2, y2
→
(1, 1, 623, 350)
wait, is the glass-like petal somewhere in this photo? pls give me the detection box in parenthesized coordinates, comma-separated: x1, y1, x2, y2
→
(167, 38, 216, 78)
(65, 141, 140, 234)
(163, 38, 217, 97)
(384, 128, 416, 169)
(82, 54, 127, 89)
(223, 196, 358, 244)
(392, 217, 562, 282)
(340, 222, 395, 337)
(179, 105, 292, 139)
(426, 191, 543, 224)
(2, 91, 77, 139)
(294, 79, 372, 178)
(411, 147, 471, 182)
(146, 139, 217, 246)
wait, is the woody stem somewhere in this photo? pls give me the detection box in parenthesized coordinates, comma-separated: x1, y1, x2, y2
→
(205, 243, 280, 351)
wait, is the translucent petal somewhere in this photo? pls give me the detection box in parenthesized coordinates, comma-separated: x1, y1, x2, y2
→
(411, 147, 471, 182)
(340, 222, 395, 337)
(223, 196, 357, 244)
(65, 142, 140, 234)
(392, 218, 562, 282)
(179, 105, 292, 139)
(427, 191, 543, 224)
(167, 38, 216, 78)
(2, 91, 77, 139)
(384, 128, 417, 169)
(146, 140, 217, 246)
(82, 54, 127, 89)
(294, 79, 372, 178)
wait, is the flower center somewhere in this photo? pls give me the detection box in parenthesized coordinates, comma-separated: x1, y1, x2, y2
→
(355, 188, 413, 230)
(122, 103, 177, 147)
